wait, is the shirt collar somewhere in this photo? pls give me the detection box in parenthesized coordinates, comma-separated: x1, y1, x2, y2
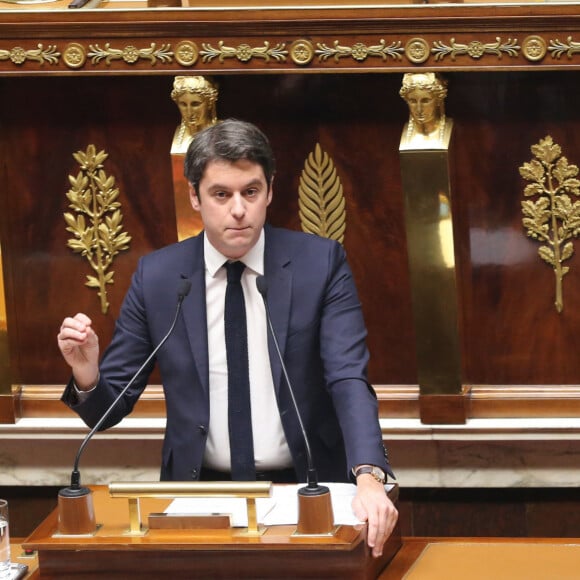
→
(203, 229, 265, 278)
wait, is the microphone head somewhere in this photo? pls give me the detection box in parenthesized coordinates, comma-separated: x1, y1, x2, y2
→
(256, 275, 268, 298)
(178, 279, 192, 299)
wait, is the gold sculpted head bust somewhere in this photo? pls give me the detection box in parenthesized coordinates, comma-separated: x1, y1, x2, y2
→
(400, 73, 450, 147)
(171, 76, 218, 154)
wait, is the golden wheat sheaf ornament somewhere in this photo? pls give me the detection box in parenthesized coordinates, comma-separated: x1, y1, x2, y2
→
(298, 143, 346, 244)
(64, 145, 132, 314)
(520, 135, 580, 313)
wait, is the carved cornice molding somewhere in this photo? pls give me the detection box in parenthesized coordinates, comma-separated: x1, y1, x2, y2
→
(4, 33, 580, 74)
(4, 5, 580, 75)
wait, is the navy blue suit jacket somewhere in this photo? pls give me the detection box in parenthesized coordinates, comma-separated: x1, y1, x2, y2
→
(63, 225, 392, 482)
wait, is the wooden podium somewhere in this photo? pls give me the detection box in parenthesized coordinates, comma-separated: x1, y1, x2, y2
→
(23, 485, 401, 579)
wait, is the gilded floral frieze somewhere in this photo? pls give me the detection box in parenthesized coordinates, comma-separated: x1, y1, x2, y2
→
(4, 34, 580, 71)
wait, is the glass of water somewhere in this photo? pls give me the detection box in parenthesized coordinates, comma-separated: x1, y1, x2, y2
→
(0, 499, 10, 580)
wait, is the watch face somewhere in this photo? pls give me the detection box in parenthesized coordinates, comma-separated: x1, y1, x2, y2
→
(372, 467, 386, 483)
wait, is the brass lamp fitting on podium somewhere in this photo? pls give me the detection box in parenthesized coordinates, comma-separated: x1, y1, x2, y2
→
(109, 481, 272, 536)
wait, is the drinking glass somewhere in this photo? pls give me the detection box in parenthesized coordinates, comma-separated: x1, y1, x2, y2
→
(0, 499, 10, 580)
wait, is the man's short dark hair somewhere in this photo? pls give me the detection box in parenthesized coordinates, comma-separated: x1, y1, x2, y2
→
(184, 118, 276, 195)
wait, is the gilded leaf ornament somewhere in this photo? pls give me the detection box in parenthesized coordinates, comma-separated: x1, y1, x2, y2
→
(199, 41, 287, 63)
(0, 44, 60, 66)
(64, 145, 132, 314)
(520, 135, 580, 313)
(432, 37, 519, 61)
(315, 39, 404, 62)
(549, 37, 580, 59)
(87, 43, 173, 66)
(298, 143, 346, 244)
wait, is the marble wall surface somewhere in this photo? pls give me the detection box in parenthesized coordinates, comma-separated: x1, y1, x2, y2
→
(1, 417, 579, 488)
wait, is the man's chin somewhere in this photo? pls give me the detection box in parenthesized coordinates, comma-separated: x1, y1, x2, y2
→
(223, 233, 254, 257)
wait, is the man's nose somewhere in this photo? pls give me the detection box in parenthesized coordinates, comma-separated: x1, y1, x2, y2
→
(230, 194, 246, 216)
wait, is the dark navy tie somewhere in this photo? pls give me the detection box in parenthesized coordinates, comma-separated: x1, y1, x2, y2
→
(224, 261, 255, 480)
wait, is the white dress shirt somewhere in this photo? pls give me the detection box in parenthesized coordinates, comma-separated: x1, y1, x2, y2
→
(202, 230, 293, 471)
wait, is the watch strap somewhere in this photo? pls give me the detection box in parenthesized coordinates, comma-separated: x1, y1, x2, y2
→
(353, 464, 386, 484)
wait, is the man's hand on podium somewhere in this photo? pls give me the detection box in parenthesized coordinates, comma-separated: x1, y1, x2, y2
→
(351, 475, 398, 558)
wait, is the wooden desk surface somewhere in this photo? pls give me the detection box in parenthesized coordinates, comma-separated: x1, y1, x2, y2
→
(21, 486, 580, 579)
(380, 537, 580, 580)
(18, 531, 580, 579)
(10, 540, 38, 579)
(23, 486, 401, 578)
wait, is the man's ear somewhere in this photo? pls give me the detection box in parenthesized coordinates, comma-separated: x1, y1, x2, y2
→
(266, 175, 274, 206)
(189, 183, 201, 211)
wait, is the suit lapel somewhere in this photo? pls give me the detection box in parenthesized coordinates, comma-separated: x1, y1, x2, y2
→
(180, 235, 210, 396)
(264, 226, 292, 395)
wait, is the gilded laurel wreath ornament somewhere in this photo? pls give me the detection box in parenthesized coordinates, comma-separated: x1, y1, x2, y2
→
(64, 145, 132, 314)
(520, 136, 580, 313)
(298, 143, 346, 244)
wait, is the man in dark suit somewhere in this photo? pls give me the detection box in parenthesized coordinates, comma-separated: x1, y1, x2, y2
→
(58, 119, 397, 556)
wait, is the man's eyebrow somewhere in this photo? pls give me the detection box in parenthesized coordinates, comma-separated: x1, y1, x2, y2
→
(206, 178, 265, 191)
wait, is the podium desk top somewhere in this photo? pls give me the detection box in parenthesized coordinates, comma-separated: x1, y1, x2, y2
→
(24, 485, 369, 549)
(23, 485, 401, 579)
(9, 540, 39, 580)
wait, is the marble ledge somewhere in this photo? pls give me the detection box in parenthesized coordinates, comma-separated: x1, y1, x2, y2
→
(2, 416, 580, 440)
(1, 417, 580, 488)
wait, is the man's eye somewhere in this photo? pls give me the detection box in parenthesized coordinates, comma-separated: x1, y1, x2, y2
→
(246, 189, 258, 197)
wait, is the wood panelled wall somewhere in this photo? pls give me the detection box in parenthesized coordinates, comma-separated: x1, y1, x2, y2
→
(0, 73, 416, 386)
(2, 71, 580, 417)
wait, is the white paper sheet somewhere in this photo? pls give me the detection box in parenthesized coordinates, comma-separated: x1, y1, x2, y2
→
(165, 483, 395, 528)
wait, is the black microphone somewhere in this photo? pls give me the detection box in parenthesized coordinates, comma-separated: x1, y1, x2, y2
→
(62, 278, 192, 495)
(256, 275, 333, 535)
(256, 275, 325, 494)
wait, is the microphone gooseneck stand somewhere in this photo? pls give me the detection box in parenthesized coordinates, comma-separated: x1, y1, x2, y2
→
(256, 276, 334, 535)
(57, 280, 191, 535)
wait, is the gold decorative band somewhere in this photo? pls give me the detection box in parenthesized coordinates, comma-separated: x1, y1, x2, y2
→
(2, 33, 579, 72)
